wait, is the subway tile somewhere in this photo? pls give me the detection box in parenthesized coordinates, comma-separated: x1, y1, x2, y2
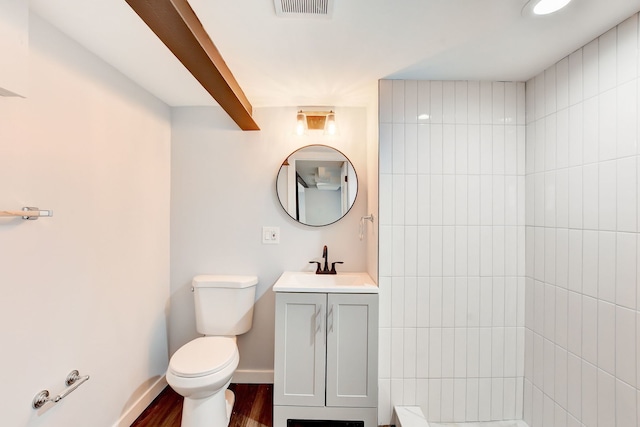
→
(392, 80, 406, 123)
(526, 124, 536, 174)
(403, 379, 417, 406)
(404, 175, 418, 225)
(431, 124, 443, 174)
(404, 277, 418, 327)
(599, 28, 618, 93)
(535, 173, 545, 227)
(443, 125, 456, 174)
(417, 123, 430, 174)
(535, 72, 546, 121)
(392, 174, 405, 225)
(569, 49, 584, 105)
(405, 80, 418, 124)
(405, 123, 418, 174)
(429, 379, 442, 421)
(568, 167, 583, 228)
(555, 346, 568, 410)
(468, 81, 480, 125)
(567, 290, 583, 356)
(616, 379, 637, 427)
(455, 81, 468, 124)
(493, 82, 506, 124)
(468, 226, 481, 276)
(480, 124, 493, 174)
(393, 123, 406, 174)
(494, 125, 506, 174)
(442, 227, 455, 277)
(557, 108, 569, 169)
(379, 327, 391, 378)
(567, 229, 583, 294)
(583, 230, 599, 298)
(617, 80, 638, 158)
(618, 15, 639, 84)
(526, 175, 535, 226)
(583, 39, 599, 99)
(456, 124, 469, 174)
(506, 125, 518, 175)
(455, 226, 468, 276)
(535, 119, 546, 173)
(466, 377, 480, 420)
(599, 160, 617, 231)
(545, 228, 557, 285)
(417, 81, 431, 123)
(543, 393, 555, 427)
(545, 171, 556, 228)
(525, 328, 534, 380)
(556, 228, 569, 289)
(533, 333, 544, 390)
(532, 383, 543, 427)
(442, 277, 455, 327)
(417, 226, 430, 277)
(526, 80, 536, 125)
(546, 114, 558, 172)
(478, 378, 492, 421)
(467, 278, 481, 327)
(481, 226, 493, 276)
(430, 277, 443, 326)
(568, 103, 583, 167)
(492, 278, 506, 326)
(468, 124, 481, 174)
(505, 82, 517, 125)
(504, 327, 518, 376)
(380, 123, 393, 174)
(582, 163, 599, 230)
(556, 168, 569, 228)
(453, 378, 466, 422)
(518, 125, 527, 174)
(443, 81, 456, 124)
(480, 81, 493, 125)
(491, 377, 504, 421)
(442, 328, 455, 377)
(616, 232, 637, 309)
(429, 328, 442, 378)
(534, 279, 545, 334)
(416, 328, 429, 377)
(582, 295, 598, 365)
(431, 174, 443, 225)
(597, 300, 616, 375)
(557, 57, 570, 111)
(404, 327, 417, 378)
(430, 81, 443, 124)
(616, 305, 637, 387)
(555, 286, 568, 348)
(454, 328, 467, 377)
(391, 277, 405, 328)
(598, 231, 616, 303)
(480, 277, 493, 327)
(555, 404, 568, 427)
(467, 327, 480, 378)
(567, 352, 582, 419)
(617, 156, 637, 232)
(517, 82, 527, 125)
(493, 176, 506, 226)
(597, 369, 616, 427)
(526, 225, 535, 278)
(545, 65, 558, 115)
(581, 361, 598, 427)
(455, 176, 468, 224)
(544, 283, 557, 342)
(416, 277, 430, 327)
(417, 174, 430, 225)
(443, 176, 456, 225)
(534, 227, 545, 282)
(599, 89, 617, 161)
(505, 176, 518, 225)
(392, 225, 406, 276)
(583, 97, 599, 164)
(505, 226, 518, 277)
(391, 327, 404, 378)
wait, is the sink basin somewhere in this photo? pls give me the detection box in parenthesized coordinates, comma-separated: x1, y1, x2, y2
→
(273, 271, 378, 293)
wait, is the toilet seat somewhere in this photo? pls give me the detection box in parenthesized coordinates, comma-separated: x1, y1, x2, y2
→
(169, 337, 238, 378)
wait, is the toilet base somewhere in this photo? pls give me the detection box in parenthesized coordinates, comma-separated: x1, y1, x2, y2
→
(180, 384, 235, 427)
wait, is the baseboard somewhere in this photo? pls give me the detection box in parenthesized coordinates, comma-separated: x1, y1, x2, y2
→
(232, 369, 274, 384)
(112, 375, 167, 427)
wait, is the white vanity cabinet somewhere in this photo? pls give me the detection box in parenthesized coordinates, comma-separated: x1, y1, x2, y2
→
(273, 289, 378, 427)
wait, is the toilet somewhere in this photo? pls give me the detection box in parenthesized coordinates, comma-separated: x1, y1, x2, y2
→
(166, 275, 258, 427)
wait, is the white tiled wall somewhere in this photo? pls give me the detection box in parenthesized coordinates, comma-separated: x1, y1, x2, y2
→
(378, 80, 527, 423)
(523, 13, 640, 427)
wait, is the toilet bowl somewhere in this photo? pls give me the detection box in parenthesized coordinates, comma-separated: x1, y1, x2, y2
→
(166, 275, 257, 427)
(166, 337, 239, 426)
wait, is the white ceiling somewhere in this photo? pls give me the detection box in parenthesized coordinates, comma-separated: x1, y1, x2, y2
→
(30, 0, 640, 109)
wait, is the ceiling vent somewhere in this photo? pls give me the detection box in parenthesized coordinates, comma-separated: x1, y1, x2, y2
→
(274, 0, 333, 18)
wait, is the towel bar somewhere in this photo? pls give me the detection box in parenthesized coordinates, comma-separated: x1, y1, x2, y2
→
(32, 370, 89, 409)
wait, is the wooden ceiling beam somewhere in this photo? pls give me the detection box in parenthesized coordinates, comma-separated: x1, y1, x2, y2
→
(125, 0, 260, 131)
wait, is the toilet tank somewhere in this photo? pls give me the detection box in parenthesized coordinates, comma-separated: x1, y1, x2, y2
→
(192, 275, 258, 336)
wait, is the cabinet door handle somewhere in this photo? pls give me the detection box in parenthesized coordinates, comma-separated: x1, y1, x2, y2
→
(327, 304, 334, 333)
(314, 304, 322, 334)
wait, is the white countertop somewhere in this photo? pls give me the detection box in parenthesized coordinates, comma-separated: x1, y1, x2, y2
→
(272, 271, 379, 293)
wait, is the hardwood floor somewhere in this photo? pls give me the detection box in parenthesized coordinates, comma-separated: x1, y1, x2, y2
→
(131, 384, 273, 427)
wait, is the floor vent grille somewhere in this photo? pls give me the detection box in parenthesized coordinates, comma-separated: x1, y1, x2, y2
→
(274, 0, 333, 18)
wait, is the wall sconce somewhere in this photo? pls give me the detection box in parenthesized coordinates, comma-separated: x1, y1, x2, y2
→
(295, 108, 337, 136)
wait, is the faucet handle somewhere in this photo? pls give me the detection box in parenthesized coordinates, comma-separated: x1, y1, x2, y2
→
(309, 261, 322, 274)
(330, 261, 344, 274)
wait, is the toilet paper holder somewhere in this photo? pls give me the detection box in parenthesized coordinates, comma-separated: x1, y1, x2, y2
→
(32, 370, 90, 409)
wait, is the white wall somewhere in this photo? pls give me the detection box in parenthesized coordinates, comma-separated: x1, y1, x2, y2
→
(523, 13, 640, 427)
(170, 106, 372, 381)
(0, 13, 171, 427)
(378, 80, 526, 423)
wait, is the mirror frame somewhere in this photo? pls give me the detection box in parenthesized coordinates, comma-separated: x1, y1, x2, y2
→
(276, 144, 358, 227)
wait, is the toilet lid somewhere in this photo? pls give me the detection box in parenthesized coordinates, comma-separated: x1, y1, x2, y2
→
(169, 337, 237, 378)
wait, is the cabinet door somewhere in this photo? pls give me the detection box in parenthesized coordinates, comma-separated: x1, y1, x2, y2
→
(326, 293, 378, 407)
(274, 292, 326, 406)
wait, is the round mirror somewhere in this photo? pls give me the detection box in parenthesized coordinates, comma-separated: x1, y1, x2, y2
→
(276, 145, 358, 226)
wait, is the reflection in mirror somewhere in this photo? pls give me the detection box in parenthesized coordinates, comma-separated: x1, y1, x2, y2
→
(276, 145, 357, 226)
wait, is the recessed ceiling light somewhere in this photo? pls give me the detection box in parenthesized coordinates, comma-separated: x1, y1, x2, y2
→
(523, 0, 572, 16)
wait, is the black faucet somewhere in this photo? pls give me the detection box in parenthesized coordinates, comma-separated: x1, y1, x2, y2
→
(309, 245, 343, 274)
